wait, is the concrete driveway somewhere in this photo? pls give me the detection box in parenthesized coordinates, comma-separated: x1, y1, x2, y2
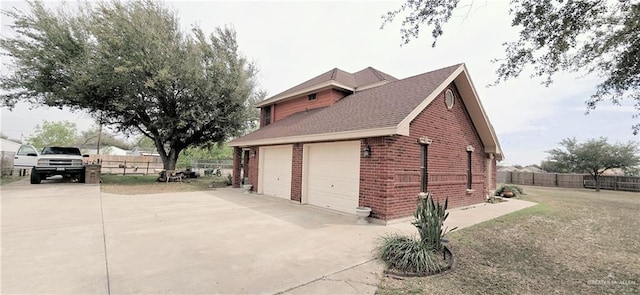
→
(1, 180, 409, 294)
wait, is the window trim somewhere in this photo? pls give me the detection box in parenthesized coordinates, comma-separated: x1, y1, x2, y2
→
(307, 93, 317, 101)
(466, 145, 475, 190)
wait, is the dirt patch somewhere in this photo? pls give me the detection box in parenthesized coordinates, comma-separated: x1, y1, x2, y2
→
(100, 175, 225, 195)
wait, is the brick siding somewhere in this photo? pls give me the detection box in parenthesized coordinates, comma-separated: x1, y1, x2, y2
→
(272, 89, 346, 122)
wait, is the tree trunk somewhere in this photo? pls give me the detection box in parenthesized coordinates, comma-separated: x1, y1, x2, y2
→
(595, 173, 600, 192)
(161, 148, 180, 170)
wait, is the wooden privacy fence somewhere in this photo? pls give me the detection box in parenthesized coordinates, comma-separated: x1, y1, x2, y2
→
(498, 171, 640, 192)
(498, 171, 585, 188)
(583, 175, 640, 192)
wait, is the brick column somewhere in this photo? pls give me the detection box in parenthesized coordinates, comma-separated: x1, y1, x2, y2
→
(290, 144, 303, 202)
(232, 147, 241, 188)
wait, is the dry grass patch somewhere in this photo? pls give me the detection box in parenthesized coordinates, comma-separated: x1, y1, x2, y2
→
(100, 174, 227, 195)
(377, 186, 640, 295)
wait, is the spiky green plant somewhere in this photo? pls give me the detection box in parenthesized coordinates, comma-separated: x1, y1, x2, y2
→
(375, 234, 442, 274)
(375, 192, 455, 274)
(412, 192, 457, 251)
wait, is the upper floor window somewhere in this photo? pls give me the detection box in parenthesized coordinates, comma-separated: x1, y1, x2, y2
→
(308, 93, 317, 101)
(264, 106, 272, 126)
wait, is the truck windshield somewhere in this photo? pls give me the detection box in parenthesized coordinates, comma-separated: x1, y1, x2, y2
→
(41, 147, 81, 155)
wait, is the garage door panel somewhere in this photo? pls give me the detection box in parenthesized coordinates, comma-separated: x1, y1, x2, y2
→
(305, 141, 360, 214)
(260, 145, 292, 200)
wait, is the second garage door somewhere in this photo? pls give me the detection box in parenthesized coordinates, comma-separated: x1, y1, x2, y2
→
(303, 141, 361, 214)
(259, 145, 293, 200)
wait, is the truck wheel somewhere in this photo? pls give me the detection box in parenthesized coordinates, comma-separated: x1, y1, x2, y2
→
(30, 168, 41, 184)
(78, 168, 86, 183)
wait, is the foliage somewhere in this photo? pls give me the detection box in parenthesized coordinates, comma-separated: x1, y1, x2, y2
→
(413, 192, 456, 251)
(0, 0, 260, 170)
(26, 120, 78, 149)
(495, 184, 525, 197)
(382, 0, 640, 133)
(546, 137, 640, 191)
(78, 125, 133, 150)
(375, 192, 454, 275)
(176, 144, 233, 168)
(224, 173, 233, 186)
(486, 195, 505, 204)
(375, 234, 442, 274)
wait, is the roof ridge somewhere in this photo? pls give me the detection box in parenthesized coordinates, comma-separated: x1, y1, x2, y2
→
(369, 67, 385, 81)
(330, 68, 338, 80)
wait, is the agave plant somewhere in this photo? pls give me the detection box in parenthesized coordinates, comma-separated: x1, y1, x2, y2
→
(375, 192, 456, 275)
(412, 192, 457, 251)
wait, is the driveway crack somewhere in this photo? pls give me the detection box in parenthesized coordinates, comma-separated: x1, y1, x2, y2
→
(99, 191, 112, 295)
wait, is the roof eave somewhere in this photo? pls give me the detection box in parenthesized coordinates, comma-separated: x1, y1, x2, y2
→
(228, 126, 398, 147)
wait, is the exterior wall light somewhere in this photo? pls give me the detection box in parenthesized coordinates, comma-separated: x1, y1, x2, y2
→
(250, 149, 256, 158)
(363, 145, 371, 158)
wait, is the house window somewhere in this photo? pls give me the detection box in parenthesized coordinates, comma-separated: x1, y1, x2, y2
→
(308, 93, 317, 101)
(445, 89, 455, 109)
(418, 136, 433, 192)
(466, 145, 475, 189)
(263, 106, 271, 126)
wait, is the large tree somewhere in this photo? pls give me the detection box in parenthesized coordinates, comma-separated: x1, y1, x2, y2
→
(26, 120, 78, 149)
(0, 0, 259, 169)
(77, 125, 132, 151)
(545, 137, 640, 191)
(382, 0, 640, 134)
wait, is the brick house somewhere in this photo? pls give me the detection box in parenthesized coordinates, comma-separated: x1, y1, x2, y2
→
(228, 64, 503, 222)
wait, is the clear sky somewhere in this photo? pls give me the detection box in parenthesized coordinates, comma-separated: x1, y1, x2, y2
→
(1, 0, 638, 165)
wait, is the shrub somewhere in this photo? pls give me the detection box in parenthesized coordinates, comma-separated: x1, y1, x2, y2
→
(224, 173, 232, 186)
(413, 192, 456, 251)
(495, 184, 525, 197)
(375, 192, 455, 275)
(375, 234, 442, 274)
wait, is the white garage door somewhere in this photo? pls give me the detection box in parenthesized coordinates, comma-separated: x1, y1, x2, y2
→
(259, 145, 293, 200)
(304, 141, 361, 214)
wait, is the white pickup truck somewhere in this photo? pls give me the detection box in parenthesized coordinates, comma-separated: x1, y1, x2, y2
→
(14, 145, 88, 184)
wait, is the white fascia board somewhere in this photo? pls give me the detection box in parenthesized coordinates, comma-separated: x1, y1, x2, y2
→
(227, 126, 398, 147)
(255, 81, 355, 107)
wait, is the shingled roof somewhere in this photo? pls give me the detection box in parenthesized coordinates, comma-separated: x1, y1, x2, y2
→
(256, 67, 398, 107)
(231, 63, 503, 159)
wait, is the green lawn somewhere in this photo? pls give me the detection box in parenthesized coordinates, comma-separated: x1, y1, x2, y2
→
(100, 174, 229, 194)
(377, 186, 640, 295)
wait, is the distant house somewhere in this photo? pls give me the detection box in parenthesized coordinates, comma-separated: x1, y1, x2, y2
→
(131, 147, 160, 157)
(229, 64, 503, 222)
(0, 138, 21, 153)
(82, 146, 131, 156)
(1, 138, 22, 175)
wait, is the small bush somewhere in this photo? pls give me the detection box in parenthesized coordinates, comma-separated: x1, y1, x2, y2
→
(375, 192, 455, 275)
(495, 184, 525, 197)
(413, 192, 456, 251)
(375, 234, 442, 274)
(224, 173, 232, 186)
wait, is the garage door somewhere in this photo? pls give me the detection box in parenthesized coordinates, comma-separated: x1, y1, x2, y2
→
(304, 141, 360, 214)
(259, 145, 293, 200)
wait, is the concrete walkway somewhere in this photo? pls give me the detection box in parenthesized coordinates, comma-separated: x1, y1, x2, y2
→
(1, 179, 536, 295)
(287, 198, 537, 294)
